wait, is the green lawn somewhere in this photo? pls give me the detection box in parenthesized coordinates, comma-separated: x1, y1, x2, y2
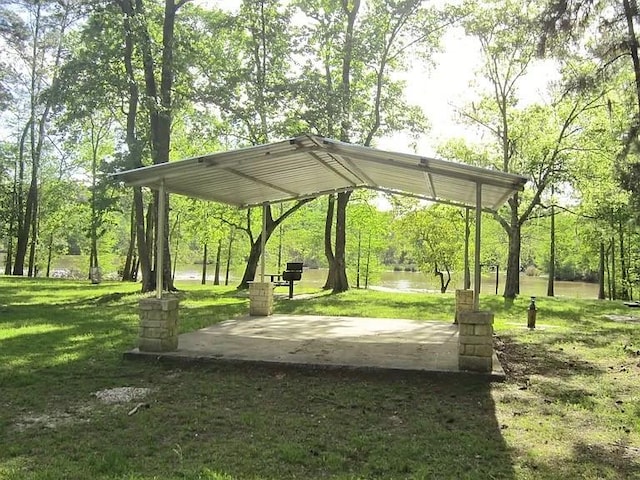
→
(1, 277, 639, 479)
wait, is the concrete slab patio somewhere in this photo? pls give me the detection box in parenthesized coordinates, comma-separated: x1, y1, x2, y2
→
(125, 314, 504, 378)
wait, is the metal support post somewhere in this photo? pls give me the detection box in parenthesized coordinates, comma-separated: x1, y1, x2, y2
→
(156, 180, 166, 299)
(474, 183, 482, 310)
(464, 207, 470, 290)
(261, 203, 267, 282)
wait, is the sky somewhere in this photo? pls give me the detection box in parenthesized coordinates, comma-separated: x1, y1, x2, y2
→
(380, 26, 560, 156)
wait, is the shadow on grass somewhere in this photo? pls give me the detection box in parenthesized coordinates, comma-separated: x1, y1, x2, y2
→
(0, 278, 518, 479)
(520, 441, 640, 479)
(2, 361, 517, 479)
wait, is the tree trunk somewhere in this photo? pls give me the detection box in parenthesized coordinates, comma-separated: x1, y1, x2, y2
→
(605, 243, 612, 300)
(225, 228, 234, 286)
(464, 208, 471, 290)
(4, 233, 12, 275)
(9, 122, 29, 275)
(172, 220, 178, 281)
(120, 0, 152, 291)
(89, 136, 99, 278)
(135, 187, 153, 292)
(323, 194, 336, 290)
(611, 237, 617, 300)
(434, 266, 444, 293)
(122, 203, 136, 281)
(333, 191, 351, 293)
(46, 233, 53, 278)
(619, 219, 628, 300)
(201, 242, 208, 285)
(14, 2, 67, 277)
(239, 235, 265, 288)
(598, 241, 605, 300)
(364, 235, 371, 289)
(503, 198, 521, 300)
(547, 202, 555, 297)
(136, 0, 178, 293)
(328, 0, 360, 294)
(238, 200, 313, 289)
(356, 231, 361, 289)
(623, 0, 640, 118)
(131, 257, 139, 282)
(14, 4, 42, 277)
(27, 213, 37, 277)
(13, 176, 36, 276)
(214, 239, 222, 285)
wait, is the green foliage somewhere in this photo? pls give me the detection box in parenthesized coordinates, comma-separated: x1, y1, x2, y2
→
(1, 0, 638, 297)
(346, 192, 392, 287)
(290, 0, 435, 143)
(399, 204, 465, 292)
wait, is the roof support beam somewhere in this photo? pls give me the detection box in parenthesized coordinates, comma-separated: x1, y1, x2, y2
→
(424, 172, 437, 198)
(122, 161, 206, 187)
(241, 186, 356, 209)
(366, 186, 498, 213)
(204, 145, 318, 167)
(333, 153, 377, 186)
(324, 146, 524, 191)
(494, 187, 517, 211)
(306, 151, 360, 186)
(222, 167, 299, 197)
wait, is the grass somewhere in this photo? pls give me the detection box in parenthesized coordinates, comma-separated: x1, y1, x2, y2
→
(1, 276, 639, 479)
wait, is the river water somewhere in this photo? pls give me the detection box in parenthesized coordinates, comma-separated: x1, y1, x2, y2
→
(179, 267, 599, 299)
(36, 254, 599, 298)
(298, 268, 599, 299)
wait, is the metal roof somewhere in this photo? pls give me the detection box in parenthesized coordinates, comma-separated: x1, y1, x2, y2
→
(112, 134, 528, 210)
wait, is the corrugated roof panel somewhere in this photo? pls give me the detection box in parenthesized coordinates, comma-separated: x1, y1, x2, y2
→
(112, 134, 528, 210)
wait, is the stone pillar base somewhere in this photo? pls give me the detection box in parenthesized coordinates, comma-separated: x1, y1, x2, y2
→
(138, 295, 180, 352)
(458, 310, 494, 372)
(249, 282, 273, 316)
(455, 289, 474, 324)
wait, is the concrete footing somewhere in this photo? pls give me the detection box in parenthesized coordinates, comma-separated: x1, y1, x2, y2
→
(138, 296, 180, 352)
(249, 282, 274, 316)
(458, 310, 494, 372)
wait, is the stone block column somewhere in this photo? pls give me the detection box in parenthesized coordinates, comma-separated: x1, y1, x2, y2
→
(458, 311, 494, 372)
(249, 282, 273, 316)
(138, 296, 180, 352)
(455, 289, 474, 324)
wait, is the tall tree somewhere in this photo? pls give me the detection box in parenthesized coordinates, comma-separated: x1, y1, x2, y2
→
(460, 0, 606, 301)
(540, 0, 640, 218)
(0, 0, 79, 276)
(194, 0, 316, 289)
(293, 0, 439, 293)
(102, 0, 199, 291)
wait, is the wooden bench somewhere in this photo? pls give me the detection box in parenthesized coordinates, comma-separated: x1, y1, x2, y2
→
(269, 262, 303, 299)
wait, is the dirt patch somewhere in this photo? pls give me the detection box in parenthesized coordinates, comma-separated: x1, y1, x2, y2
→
(92, 386, 152, 404)
(604, 314, 640, 324)
(13, 387, 153, 432)
(14, 407, 92, 432)
(494, 334, 600, 382)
